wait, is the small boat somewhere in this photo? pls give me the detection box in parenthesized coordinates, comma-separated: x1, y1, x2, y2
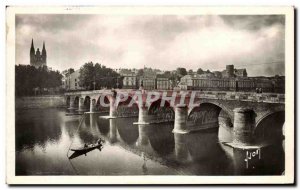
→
(70, 138, 105, 153)
(70, 143, 102, 152)
(69, 145, 103, 160)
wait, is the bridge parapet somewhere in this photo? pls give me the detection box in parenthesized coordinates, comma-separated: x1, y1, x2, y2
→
(65, 90, 110, 96)
(64, 89, 285, 104)
(195, 91, 284, 104)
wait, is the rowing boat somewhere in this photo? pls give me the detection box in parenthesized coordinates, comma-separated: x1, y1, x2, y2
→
(70, 143, 102, 152)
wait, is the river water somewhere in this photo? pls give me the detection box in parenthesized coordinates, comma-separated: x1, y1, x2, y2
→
(15, 108, 284, 175)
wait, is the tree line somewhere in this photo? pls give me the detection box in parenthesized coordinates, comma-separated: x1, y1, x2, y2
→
(15, 61, 214, 97)
(15, 65, 63, 96)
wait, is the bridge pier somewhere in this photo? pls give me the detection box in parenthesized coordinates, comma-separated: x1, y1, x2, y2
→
(99, 95, 118, 119)
(223, 108, 271, 174)
(78, 97, 85, 111)
(232, 108, 254, 145)
(133, 103, 149, 125)
(109, 96, 117, 118)
(223, 107, 261, 154)
(68, 96, 76, 110)
(173, 104, 188, 134)
(89, 98, 97, 113)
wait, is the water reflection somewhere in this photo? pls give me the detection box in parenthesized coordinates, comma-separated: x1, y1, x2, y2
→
(15, 108, 63, 152)
(182, 130, 233, 175)
(174, 133, 191, 163)
(116, 118, 139, 145)
(232, 143, 285, 175)
(15, 108, 285, 176)
(147, 124, 174, 156)
(108, 119, 118, 144)
(137, 125, 150, 146)
(64, 119, 81, 138)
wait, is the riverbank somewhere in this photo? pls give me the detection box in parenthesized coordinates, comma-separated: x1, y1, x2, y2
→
(15, 95, 66, 109)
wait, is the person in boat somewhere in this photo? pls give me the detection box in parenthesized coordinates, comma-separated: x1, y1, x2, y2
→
(97, 138, 104, 145)
(84, 143, 88, 148)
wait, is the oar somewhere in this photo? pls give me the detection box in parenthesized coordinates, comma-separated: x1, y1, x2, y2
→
(66, 114, 85, 158)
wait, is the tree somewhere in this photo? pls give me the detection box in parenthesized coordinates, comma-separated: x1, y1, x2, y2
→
(197, 68, 204, 74)
(62, 68, 74, 77)
(78, 62, 121, 90)
(188, 69, 193, 74)
(78, 62, 95, 89)
(15, 65, 63, 96)
(163, 71, 171, 76)
(176, 67, 187, 77)
(137, 69, 144, 77)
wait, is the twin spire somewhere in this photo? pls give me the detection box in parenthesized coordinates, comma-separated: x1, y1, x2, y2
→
(30, 38, 47, 68)
(31, 38, 46, 52)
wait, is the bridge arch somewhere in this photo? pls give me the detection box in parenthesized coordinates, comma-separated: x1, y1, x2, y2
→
(95, 95, 110, 111)
(116, 95, 139, 117)
(187, 102, 230, 126)
(187, 102, 233, 142)
(188, 101, 232, 119)
(116, 95, 137, 107)
(254, 111, 285, 143)
(148, 99, 175, 123)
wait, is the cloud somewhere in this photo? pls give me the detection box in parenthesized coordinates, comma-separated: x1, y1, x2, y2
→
(15, 14, 285, 76)
(221, 15, 285, 30)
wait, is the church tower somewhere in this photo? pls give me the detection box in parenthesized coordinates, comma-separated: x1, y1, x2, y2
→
(30, 39, 35, 66)
(30, 39, 47, 68)
(42, 41, 47, 66)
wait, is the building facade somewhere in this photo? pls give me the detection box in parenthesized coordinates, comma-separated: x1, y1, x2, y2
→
(64, 70, 84, 91)
(235, 69, 248, 77)
(180, 74, 194, 88)
(156, 77, 172, 90)
(179, 74, 284, 93)
(30, 39, 47, 68)
(139, 77, 156, 90)
(119, 69, 137, 89)
(139, 68, 157, 90)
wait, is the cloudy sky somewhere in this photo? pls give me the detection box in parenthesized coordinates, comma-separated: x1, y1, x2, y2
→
(16, 14, 285, 76)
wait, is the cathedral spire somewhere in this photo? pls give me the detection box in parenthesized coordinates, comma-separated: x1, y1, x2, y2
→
(30, 38, 35, 52)
(41, 41, 47, 66)
(42, 41, 47, 56)
(30, 38, 35, 66)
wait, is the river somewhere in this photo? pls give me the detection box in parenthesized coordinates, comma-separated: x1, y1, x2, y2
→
(15, 108, 284, 175)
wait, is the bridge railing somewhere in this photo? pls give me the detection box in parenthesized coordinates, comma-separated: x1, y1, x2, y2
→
(195, 91, 285, 103)
(64, 89, 285, 104)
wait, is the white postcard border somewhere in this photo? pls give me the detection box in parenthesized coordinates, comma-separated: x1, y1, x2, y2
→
(6, 6, 294, 184)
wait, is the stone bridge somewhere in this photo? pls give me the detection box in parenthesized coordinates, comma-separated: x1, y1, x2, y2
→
(65, 89, 285, 148)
